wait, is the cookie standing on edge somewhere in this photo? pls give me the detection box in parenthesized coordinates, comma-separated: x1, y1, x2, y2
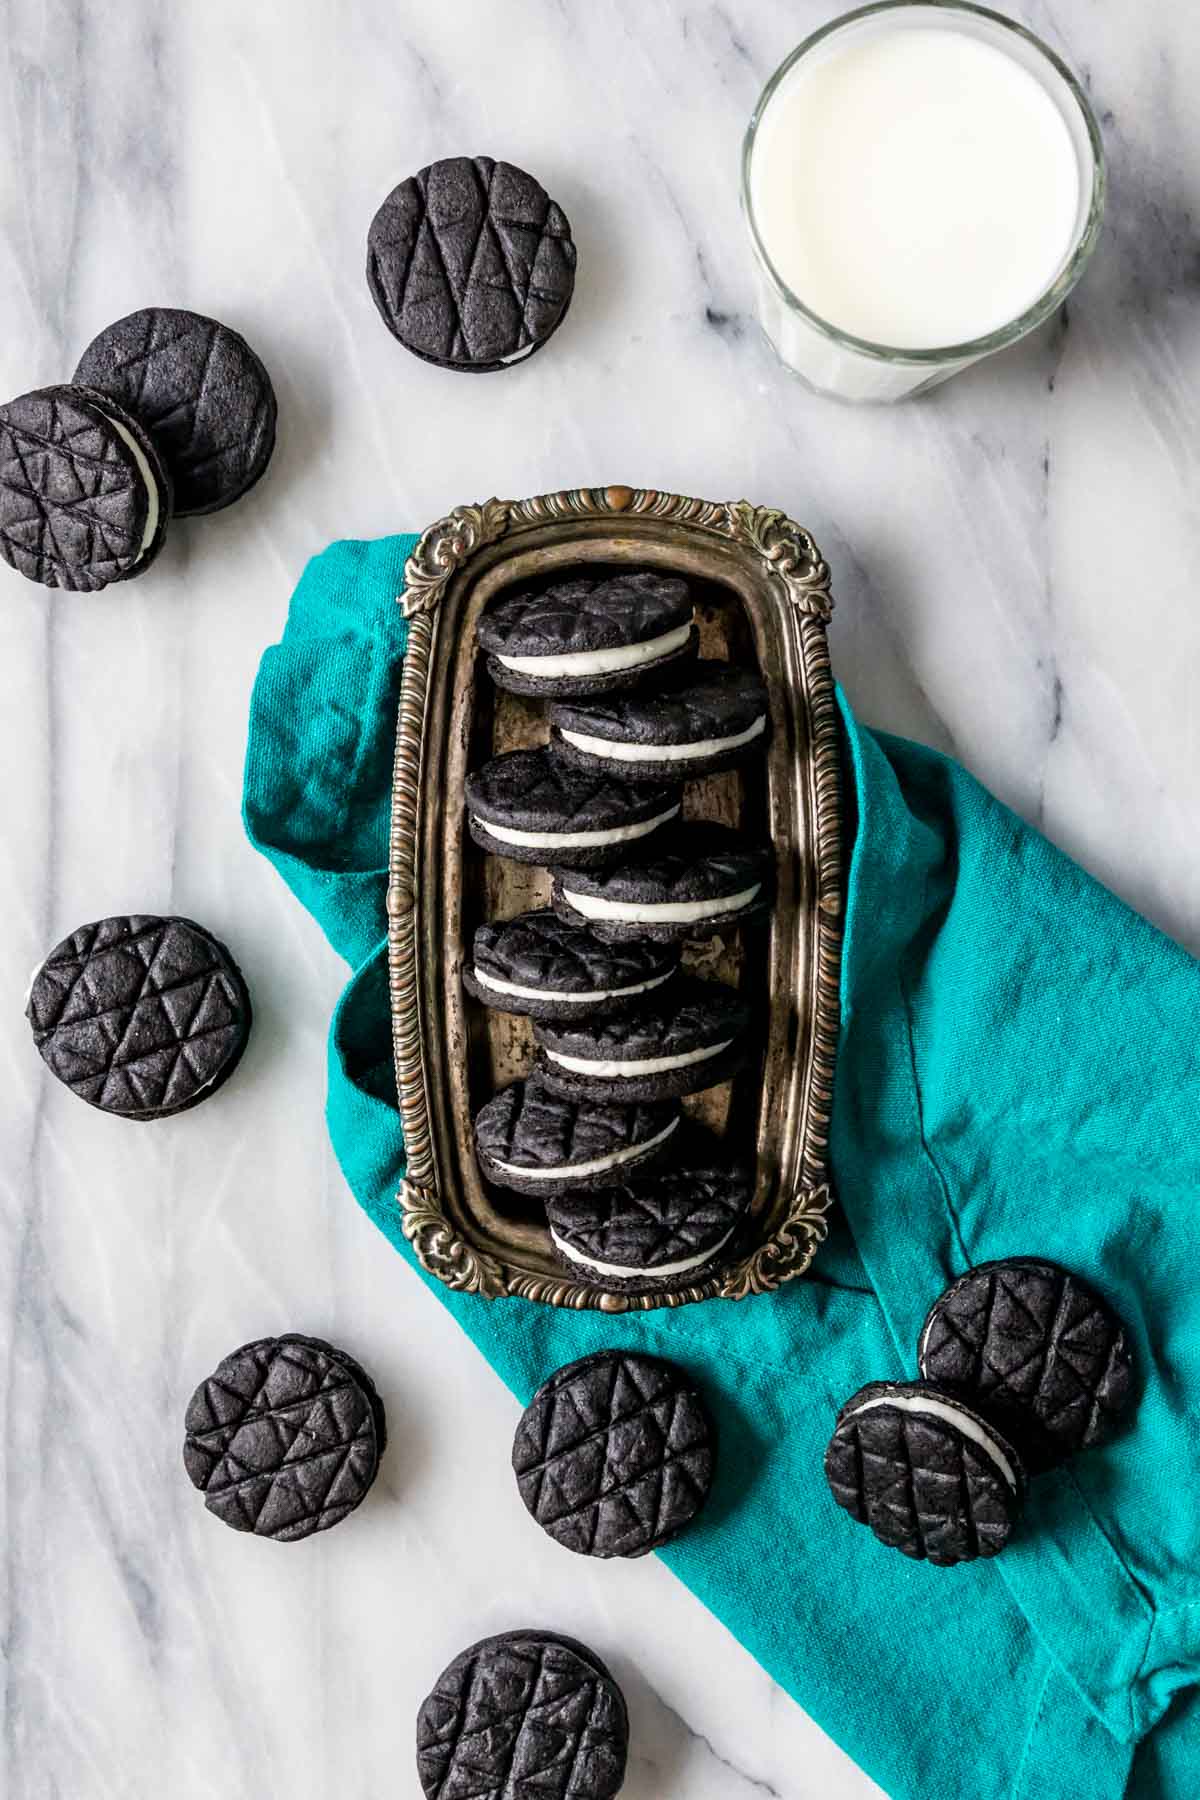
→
(368, 155, 577, 372)
(477, 571, 698, 698)
(416, 1630, 628, 1800)
(550, 662, 770, 783)
(513, 1349, 716, 1557)
(551, 822, 773, 943)
(534, 974, 751, 1102)
(544, 1135, 754, 1287)
(473, 1071, 680, 1197)
(465, 745, 681, 870)
(183, 1334, 386, 1541)
(918, 1257, 1136, 1472)
(74, 307, 277, 515)
(26, 914, 251, 1119)
(463, 908, 680, 1021)
(0, 385, 170, 591)
(824, 1379, 1026, 1566)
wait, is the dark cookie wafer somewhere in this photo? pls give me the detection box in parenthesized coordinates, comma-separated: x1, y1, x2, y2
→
(74, 307, 276, 515)
(368, 156, 576, 372)
(0, 384, 170, 591)
(552, 822, 773, 944)
(551, 661, 769, 783)
(466, 745, 680, 870)
(534, 974, 751, 1102)
(545, 1131, 753, 1287)
(825, 1379, 1025, 1566)
(464, 907, 679, 1021)
(183, 1334, 385, 1541)
(477, 571, 697, 698)
(473, 1070, 680, 1197)
(416, 1629, 628, 1800)
(512, 1349, 715, 1557)
(918, 1257, 1136, 1472)
(27, 914, 251, 1119)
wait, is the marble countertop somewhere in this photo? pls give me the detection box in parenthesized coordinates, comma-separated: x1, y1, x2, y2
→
(2, 2, 1198, 1795)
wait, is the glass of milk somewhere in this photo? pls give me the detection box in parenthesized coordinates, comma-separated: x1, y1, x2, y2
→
(742, 1, 1104, 401)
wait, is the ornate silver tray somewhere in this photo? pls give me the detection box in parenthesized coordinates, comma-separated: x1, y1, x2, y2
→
(387, 484, 842, 1311)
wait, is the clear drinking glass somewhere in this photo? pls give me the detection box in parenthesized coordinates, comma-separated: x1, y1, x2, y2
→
(741, 1, 1105, 402)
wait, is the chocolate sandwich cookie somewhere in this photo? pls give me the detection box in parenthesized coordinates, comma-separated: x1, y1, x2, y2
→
(513, 1349, 715, 1557)
(534, 975, 750, 1102)
(550, 661, 770, 783)
(477, 570, 698, 698)
(367, 155, 576, 372)
(417, 1629, 628, 1800)
(544, 1132, 754, 1287)
(825, 1379, 1026, 1566)
(918, 1257, 1136, 1473)
(0, 384, 170, 591)
(463, 907, 679, 1021)
(466, 745, 681, 870)
(27, 913, 251, 1119)
(473, 1070, 680, 1197)
(552, 822, 773, 943)
(183, 1333, 386, 1541)
(74, 307, 276, 515)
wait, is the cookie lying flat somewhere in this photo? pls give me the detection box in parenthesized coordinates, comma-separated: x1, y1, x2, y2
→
(368, 155, 576, 372)
(416, 1629, 628, 1800)
(552, 822, 773, 943)
(534, 974, 750, 1102)
(918, 1258, 1136, 1473)
(466, 745, 680, 870)
(27, 914, 251, 1119)
(550, 662, 770, 783)
(824, 1379, 1026, 1566)
(463, 907, 679, 1021)
(477, 570, 697, 698)
(545, 1132, 754, 1287)
(474, 1070, 679, 1197)
(74, 307, 276, 515)
(183, 1334, 385, 1541)
(0, 384, 170, 591)
(513, 1349, 715, 1557)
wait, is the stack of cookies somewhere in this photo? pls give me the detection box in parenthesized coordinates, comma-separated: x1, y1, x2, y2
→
(464, 569, 772, 1292)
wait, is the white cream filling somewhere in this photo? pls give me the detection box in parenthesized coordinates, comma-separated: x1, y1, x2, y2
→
(559, 713, 767, 765)
(561, 881, 761, 925)
(473, 965, 674, 1005)
(550, 1222, 738, 1281)
(99, 410, 160, 558)
(846, 1393, 1018, 1494)
(490, 1115, 679, 1182)
(496, 621, 692, 678)
(544, 1037, 733, 1079)
(473, 803, 679, 851)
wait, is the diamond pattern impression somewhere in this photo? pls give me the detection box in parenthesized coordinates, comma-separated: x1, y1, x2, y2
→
(370, 156, 576, 365)
(512, 1352, 714, 1557)
(183, 1338, 379, 1541)
(417, 1635, 627, 1800)
(920, 1261, 1134, 1465)
(28, 915, 246, 1116)
(77, 309, 275, 514)
(550, 1172, 746, 1269)
(0, 389, 150, 590)
(825, 1405, 1014, 1566)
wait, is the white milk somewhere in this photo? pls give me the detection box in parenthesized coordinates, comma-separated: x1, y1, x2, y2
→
(746, 12, 1096, 399)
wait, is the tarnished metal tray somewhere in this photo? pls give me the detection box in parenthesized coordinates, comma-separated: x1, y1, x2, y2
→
(387, 484, 842, 1312)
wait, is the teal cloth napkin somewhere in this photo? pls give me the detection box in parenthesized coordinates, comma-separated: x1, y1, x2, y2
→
(244, 533, 1200, 1800)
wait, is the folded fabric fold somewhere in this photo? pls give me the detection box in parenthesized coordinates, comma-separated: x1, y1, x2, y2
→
(245, 533, 1200, 1799)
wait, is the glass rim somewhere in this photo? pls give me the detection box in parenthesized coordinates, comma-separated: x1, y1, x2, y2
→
(741, 0, 1107, 366)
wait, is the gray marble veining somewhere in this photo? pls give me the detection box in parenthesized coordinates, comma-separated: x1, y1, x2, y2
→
(2, 2, 1198, 1795)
